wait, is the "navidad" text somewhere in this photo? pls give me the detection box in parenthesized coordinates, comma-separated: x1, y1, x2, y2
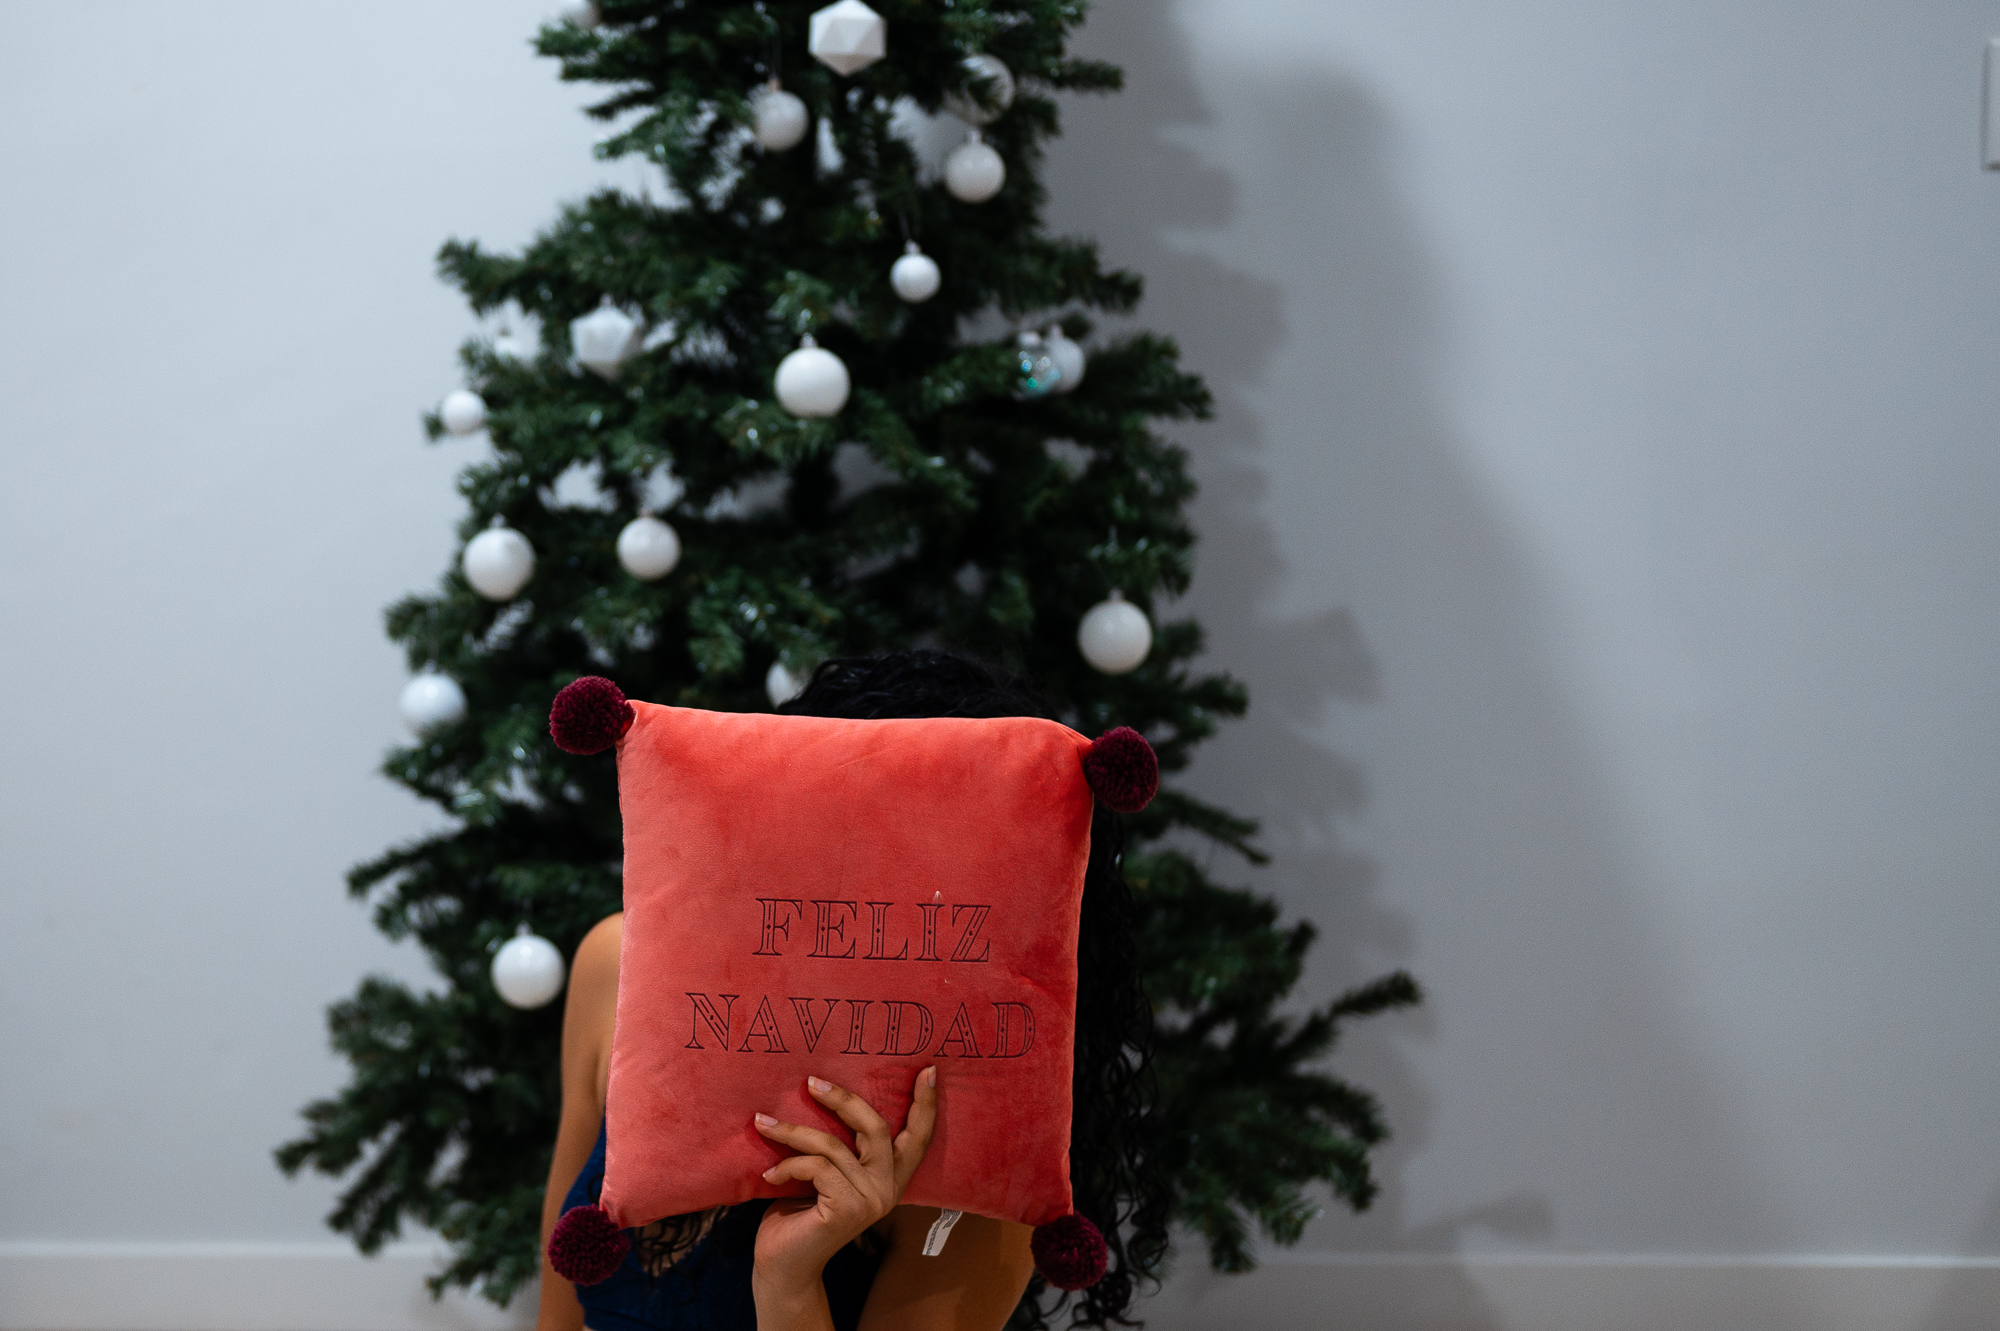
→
(683, 995, 1035, 1058)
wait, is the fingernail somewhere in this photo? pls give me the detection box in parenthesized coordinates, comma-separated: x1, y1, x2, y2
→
(762, 1166, 776, 1180)
(926, 1066, 937, 1088)
(754, 1112, 777, 1127)
(807, 1076, 831, 1093)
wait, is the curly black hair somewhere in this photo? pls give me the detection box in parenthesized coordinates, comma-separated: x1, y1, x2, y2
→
(782, 649, 1170, 1329)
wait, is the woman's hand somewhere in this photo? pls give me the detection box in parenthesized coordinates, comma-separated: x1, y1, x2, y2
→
(751, 1066, 939, 1331)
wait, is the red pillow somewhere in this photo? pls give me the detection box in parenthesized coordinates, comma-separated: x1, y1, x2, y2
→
(542, 678, 1156, 1292)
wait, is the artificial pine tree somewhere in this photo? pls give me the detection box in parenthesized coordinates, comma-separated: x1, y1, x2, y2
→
(278, 0, 1419, 1316)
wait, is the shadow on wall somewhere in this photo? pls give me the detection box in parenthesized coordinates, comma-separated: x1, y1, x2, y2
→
(1043, 0, 1790, 1324)
(1040, 5, 1507, 1327)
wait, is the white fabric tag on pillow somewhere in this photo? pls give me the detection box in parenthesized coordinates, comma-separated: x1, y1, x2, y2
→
(922, 1208, 965, 1256)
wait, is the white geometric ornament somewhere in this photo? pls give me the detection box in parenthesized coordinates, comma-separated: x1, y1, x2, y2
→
(890, 242, 941, 302)
(944, 54, 1015, 126)
(808, 0, 885, 76)
(570, 297, 644, 380)
(1078, 590, 1152, 674)
(617, 514, 682, 581)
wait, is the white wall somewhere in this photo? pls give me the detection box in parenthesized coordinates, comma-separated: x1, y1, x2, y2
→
(4, 1, 1999, 1328)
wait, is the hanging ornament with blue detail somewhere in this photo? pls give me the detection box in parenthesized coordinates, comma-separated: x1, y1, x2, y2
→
(1016, 331, 1061, 397)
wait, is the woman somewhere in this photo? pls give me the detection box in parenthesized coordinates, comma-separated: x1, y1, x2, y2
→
(535, 650, 1168, 1331)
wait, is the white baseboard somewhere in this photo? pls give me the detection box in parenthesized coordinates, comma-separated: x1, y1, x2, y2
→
(3, 1243, 1997, 1331)
(1148, 1251, 2000, 1331)
(0, 1243, 531, 1331)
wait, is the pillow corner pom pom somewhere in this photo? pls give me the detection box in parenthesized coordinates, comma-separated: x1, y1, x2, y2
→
(1030, 1213, 1108, 1290)
(549, 676, 634, 754)
(547, 1203, 630, 1285)
(1081, 726, 1158, 813)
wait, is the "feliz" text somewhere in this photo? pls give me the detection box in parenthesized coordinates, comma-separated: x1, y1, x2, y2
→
(751, 898, 992, 962)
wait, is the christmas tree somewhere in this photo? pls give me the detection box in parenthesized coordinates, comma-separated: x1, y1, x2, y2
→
(278, 0, 1418, 1317)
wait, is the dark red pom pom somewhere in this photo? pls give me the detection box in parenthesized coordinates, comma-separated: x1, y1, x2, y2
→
(547, 1203, 630, 1285)
(1081, 727, 1158, 813)
(549, 676, 634, 755)
(1031, 1213, 1108, 1290)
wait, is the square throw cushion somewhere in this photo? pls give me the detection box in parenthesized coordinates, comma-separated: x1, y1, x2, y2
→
(604, 698, 1093, 1230)
(542, 676, 1157, 1290)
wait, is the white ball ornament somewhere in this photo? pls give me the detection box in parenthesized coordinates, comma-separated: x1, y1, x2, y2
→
(774, 335, 850, 418)
(439, 389, 487, 436)
(1078, 590, 1153, 674)
(491, 925, 567, 1009)
(890, 242, 941, 303)
(767, 661, 806, 707)
(570, 297, 644, 381)
(752, 81, 809, 151)
(1044, 328, 1085, 393)
(944, 54, 1015, 126)
(399, 670, 466, 735)
(617, 514, 681, 581)
(463, 521, 536, 601)
(808, 0, 886, 75)
(561, 1, 601, 29)
(944, 132, 1005, 202)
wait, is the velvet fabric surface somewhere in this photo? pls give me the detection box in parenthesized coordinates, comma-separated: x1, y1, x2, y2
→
(602, 702, 1095, 1231)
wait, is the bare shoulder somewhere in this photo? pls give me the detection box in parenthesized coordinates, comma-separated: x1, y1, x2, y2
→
(574, 912, 623, 982)
(560, 913, 624, 1114)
